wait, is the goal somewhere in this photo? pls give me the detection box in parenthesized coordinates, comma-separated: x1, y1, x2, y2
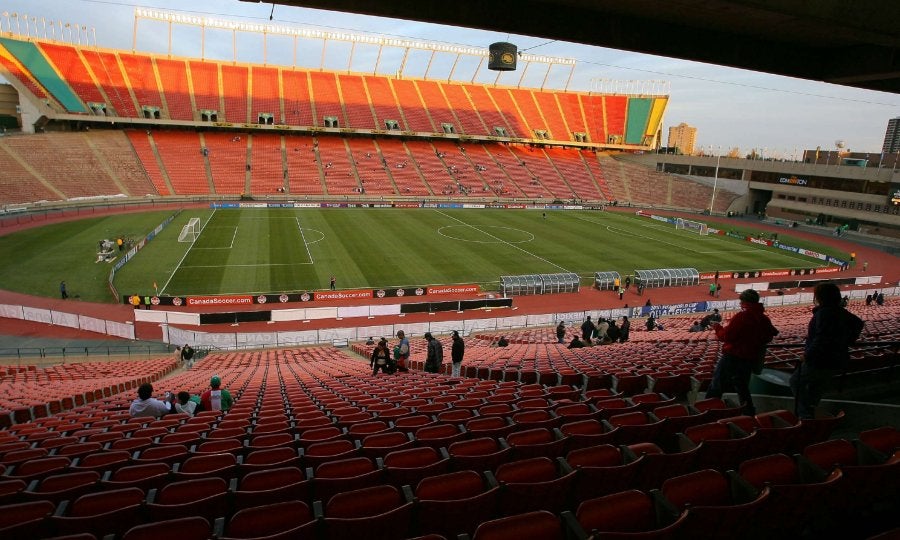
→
(178, 218, 201, 242)
(675, 218, 709, 236)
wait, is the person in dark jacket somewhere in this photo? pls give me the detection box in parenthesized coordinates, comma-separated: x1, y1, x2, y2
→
(581, 316, 596, 344)
(556, 321, 566, 344)
(568, 336, 586, 349)
(450, 330, 465, 377)
(790, 283, 864, 419)
(424, 332, 444, 374)
(606, 319, 621, 342)
(707, 289, 779, 415)
(619, 316, 630, 343)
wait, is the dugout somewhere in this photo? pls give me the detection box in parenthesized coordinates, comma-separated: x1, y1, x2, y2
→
(540, 273, 580, 294)
(594, 271, 621, 291)
(501, 274, 543, 296)
(634, 268, 699, 288)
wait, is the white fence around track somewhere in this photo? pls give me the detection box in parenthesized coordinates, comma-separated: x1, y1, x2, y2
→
(1, 281, 896, 350)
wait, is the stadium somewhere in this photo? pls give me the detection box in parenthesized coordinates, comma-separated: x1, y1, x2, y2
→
(0, 1, 898, 539)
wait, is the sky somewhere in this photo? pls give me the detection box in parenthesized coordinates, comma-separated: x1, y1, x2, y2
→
(2, 0, 899, 157)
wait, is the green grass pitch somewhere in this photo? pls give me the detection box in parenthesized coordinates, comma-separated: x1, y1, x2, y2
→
(0, 208, 848, 303)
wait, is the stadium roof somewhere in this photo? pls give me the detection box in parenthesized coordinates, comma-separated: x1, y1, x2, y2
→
(254, 0, 900, 94)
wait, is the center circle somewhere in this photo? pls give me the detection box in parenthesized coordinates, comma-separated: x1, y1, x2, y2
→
(438, 225, 535, 244)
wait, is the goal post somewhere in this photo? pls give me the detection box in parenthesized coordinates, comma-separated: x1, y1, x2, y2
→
(178, 218, 201, 242)
(675, 218, 709, 236)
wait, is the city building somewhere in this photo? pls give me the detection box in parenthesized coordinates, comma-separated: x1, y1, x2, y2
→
(883, 116, 900, 154)
(667, 123, 697, 155)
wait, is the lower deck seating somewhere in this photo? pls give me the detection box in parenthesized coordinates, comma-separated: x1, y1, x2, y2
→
(0, 340, 896, 539)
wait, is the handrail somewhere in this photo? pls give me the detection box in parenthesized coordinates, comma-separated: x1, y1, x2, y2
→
(0, 343, 175, 361)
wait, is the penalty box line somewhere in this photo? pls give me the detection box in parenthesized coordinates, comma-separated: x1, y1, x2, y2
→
(160, 208, 218, 295)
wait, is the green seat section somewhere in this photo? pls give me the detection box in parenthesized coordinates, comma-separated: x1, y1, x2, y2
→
(624, 97, 652, 145)
(0, 37, 87, 113)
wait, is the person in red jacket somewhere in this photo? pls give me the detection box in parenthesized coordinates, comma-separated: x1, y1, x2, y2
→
(707, 289, 779, 415)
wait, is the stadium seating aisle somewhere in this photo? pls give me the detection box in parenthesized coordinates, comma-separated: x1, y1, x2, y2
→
(249, 133, 285, 195)
(376, 139, 431, 196)
(347, 138, 397, 195)
(441, 83, 490, 136)
(203, 132, 249, 195)
(152, 131, 210, 194)
(155, 58, 194, 121)
(189, 60, 221, 118)
(338, 75, 378, 130)
(316, 136, 360, 195)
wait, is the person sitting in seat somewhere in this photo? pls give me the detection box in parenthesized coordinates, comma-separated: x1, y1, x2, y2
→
(129, 383, 171, 418)
(201, 376, 233, 412)
(173, 391, 201, 416)
(700, 309, 722, 330)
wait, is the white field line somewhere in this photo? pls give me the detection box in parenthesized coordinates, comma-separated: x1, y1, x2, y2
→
(296, 217, 315, 264)
(160, 208, 217, 295)
(436, 209, 570, 273)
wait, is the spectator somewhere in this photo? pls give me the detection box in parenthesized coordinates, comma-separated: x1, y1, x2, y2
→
(370, 339, 391, 376)
(708, 289, 779, 415)
(365, 336, 375, 345)
(568, 336, 586, 349)
(791, 283, 864, 419)
(556, 321, 566, 344)
(424, 332, 443, 374)
(689, 320, 704, 332)
(876, 292, 885, 306)
(700, 309, 722, 329)
(129, 383, 170, 418)
(394, 330, 410, 372)
(606, 319, 621, 342)
(497, 336, 509, 347)
(594, 318, 610, 344)
(451, 330, 465, 377)
(581, 316, 596, 344)
(181, 344, 195, 368)
(646, 315, 656, 331)
(201, 376, 233, 412)
(619, 316, 630, 343)
(173, 391, 199, 416)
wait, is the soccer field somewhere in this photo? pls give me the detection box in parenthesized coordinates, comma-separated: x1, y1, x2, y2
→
(127, 207, 834, 297)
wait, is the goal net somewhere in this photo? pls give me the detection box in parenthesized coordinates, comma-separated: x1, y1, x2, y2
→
(675, 218, 709, 236)
(178, 218, 201, 242)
